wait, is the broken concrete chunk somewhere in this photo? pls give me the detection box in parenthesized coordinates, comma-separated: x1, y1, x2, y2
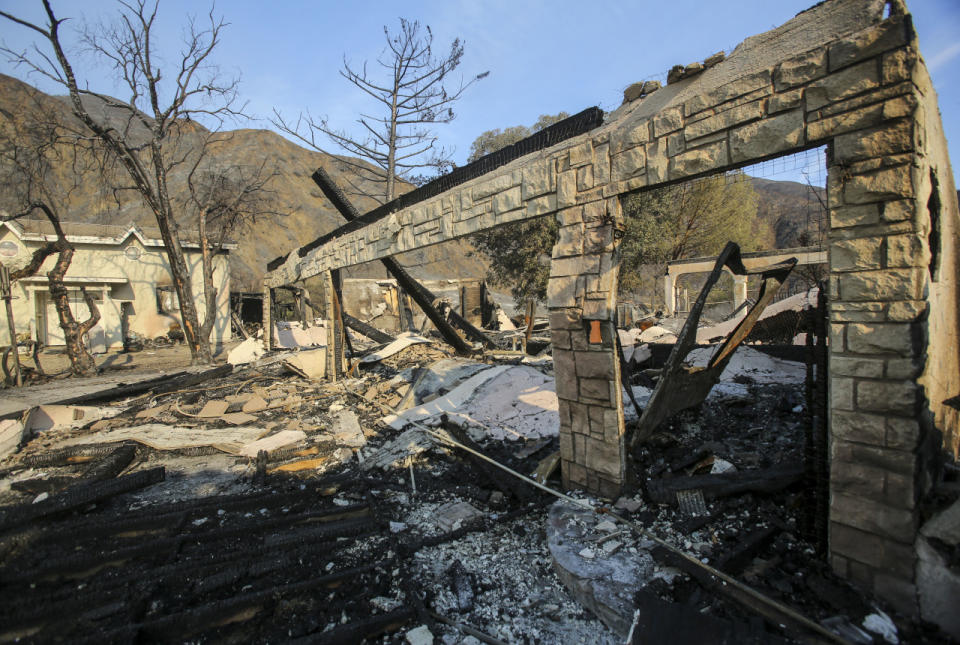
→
(239, 429, 307, 458)
(241, 396, 269, 413)
(221, 412, 258, 426)
(284, 349, 326, 379)
(595, 520, 618, 533)
(332, 410, 366, 448)
(0, 418, 26, 460)
(23, 405, 119, 433)
(435, 500, 483, 531)
(198, 400, 230, 418)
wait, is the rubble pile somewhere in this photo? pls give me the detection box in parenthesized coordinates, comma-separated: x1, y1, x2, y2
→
(0, 328, 953, 643)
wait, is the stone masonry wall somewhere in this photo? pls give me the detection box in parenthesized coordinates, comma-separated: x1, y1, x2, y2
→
(263, 0, 959, 615)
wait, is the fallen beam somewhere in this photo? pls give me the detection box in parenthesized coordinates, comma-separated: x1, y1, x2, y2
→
(342, 312, 395, 345)
(646, 463, 804, 506)
(312, 167, 496, 354)
(51, 364, 233, 408)
(630, 242, 796, 447)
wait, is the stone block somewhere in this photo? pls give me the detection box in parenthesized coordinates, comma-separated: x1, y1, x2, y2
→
(575, 350, 615, 380)
(832, 409, 886, 445)
(835, 120, 913, 164)
(886, 233, 928, 268)
(831, 237, 882, 271)
(547, 275, 582, 308)
(667, 132, 685, 157)
(831, 491, 916, 543)
(684, 100, 764, 141)
(844, 164, 914, 204)
(828, 17, 909, 72)
(603, 408, 621, 442)
(585, 436, 623, 479)
(551, 329, 571, 351)
(568, 141, 594, 167)
(883, 95, 916, 120)
(522, 159, 555, 200)
(684, 69, 771, 116)
(729, 109, 804, 163)
(552, 256, 599, 277)
(882, 49, 913, 85)
(831, 356, 885, 378)
(886, 300, 926, 322)
(652, 106, 683, 137)
(581, 298, 614, 321)
(884, 470, 917, 509)
(775, 48, 827, 90)
(831, 302, 886, 322)
(553, 224, 584, 259)
(857, 379, 917, 414)
(576, 165, 594, 192)
(611, 146, 646, 182)
(557, 169, 578, 208)
(886, 417, 920, 451)
(473, 172, 519, 200)
(885, 357, 920, 379)
(593, 143, 610, 186)
(570, 401, 589, 434)
(584, 224, 613, 255)
(767, 88, 803, 114)
(831, 522, 916, 579)
(580, 378, 613, 404)
(668, 140, 728, 180)
(830, 322, 846, 351)
(566, 461, 587, 487)
(493, 186, 521, 214)
(833, 440, 917, 477)
(645, 140, 668, 184)
(612, 122, 651, 154)
(838, 268, 923, 303)
(527, 193, 558, 218)
(830, 203, 880, 228)
(559, 430, 574, 461)
(881, 199, 914, 222)
(550, 308, 581, 331)
(846, 321, 914, 356)
(807, 103, 884, 142)
(806, 60, 880, 111)
(831, 375, 855, 411)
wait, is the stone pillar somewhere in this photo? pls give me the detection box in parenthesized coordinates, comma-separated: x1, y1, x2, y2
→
(732, 274, 749, 316)
(662, 272, 675, 316)
(825, 117, 928, 613)
(261, 282, 272, 352)
(550, 198, 626, 499)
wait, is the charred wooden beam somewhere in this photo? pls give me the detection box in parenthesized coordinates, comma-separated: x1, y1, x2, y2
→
(0, 467, 165, 531)
(342, 312, 395, 344)
(312, 167, 496, 354)
(630, 242, 796, 447)
(645, 463, 804, 506)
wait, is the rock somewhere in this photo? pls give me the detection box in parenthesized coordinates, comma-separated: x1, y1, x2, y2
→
(667, 65, 685, 84)
(703, 51, 725, 68)
(405, 625, 433, 645)
(435, 501, 484, 531)
(614, 497, 643, 512)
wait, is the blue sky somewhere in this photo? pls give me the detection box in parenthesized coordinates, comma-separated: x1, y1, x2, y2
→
(1, 0, 958, 186)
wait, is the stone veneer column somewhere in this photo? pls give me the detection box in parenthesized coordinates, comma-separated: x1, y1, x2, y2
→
(261, 282, 272, 351)
(825, 93, 931, 613)
(549, 197, 626, 499)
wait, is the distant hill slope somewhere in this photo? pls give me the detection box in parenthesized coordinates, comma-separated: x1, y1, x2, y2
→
(750, 176, 827, 249)
(0, 74, 487, 291)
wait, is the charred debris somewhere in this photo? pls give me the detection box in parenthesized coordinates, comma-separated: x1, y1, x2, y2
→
(0, 257, 952, 645)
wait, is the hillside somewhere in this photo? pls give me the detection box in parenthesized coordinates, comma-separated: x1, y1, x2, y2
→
(0, 74, 488, 292)
(750, 176, 827, 249)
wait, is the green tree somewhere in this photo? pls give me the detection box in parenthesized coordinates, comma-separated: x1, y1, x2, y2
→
(619, 173, 768, 302)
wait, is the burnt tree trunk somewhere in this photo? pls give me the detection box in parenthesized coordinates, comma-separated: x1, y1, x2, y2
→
(46, 243, 99, 376)
(197, 215, 218, 352)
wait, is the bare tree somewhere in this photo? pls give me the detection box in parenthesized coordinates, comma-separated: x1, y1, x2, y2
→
(275, 18, 487, 203)
(0, 93, 101, 376)
(184, 141, 283, 348)
(1, 0, 244, 364)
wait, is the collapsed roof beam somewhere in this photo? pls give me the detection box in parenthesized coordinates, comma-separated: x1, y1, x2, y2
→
(311, 167, 497, 354)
